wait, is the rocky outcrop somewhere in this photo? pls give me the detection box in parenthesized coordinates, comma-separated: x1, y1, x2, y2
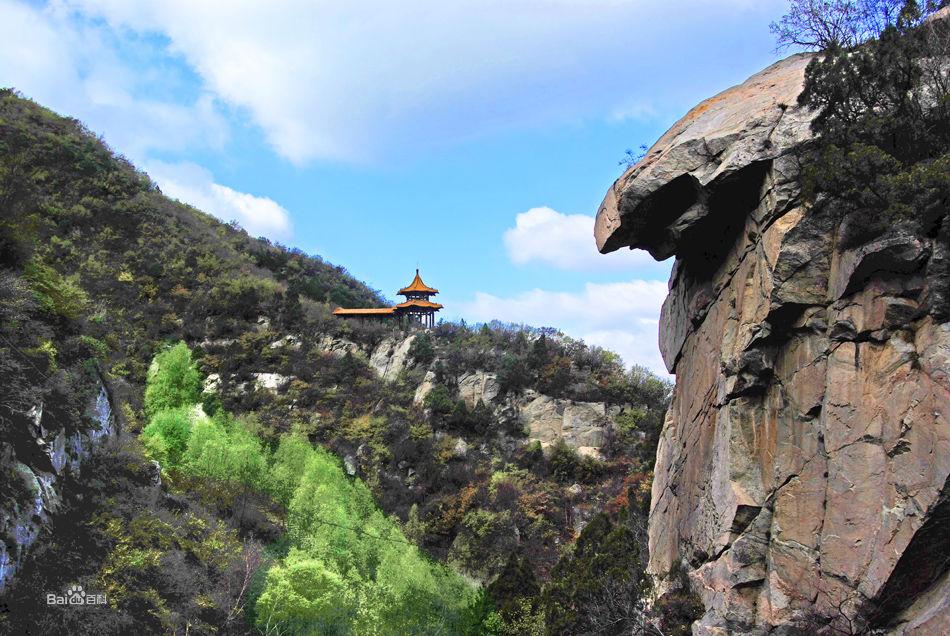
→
(457, 371, 501, 407)
(596, 54, 950, 633)
(0, 374, 117, 592)
(315, 334, 361, 358)
(519, 392, 619, 460)
(369, 334, 416, 382)
(413, 368, 618, 458)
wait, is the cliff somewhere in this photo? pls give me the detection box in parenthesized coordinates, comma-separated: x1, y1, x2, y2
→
(596, 52, 950, 634)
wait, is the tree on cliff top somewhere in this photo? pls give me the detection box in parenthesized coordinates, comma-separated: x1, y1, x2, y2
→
(771, 0, 946, 50)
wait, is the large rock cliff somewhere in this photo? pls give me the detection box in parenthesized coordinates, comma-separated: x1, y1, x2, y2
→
(0, 373, 117, 593)
(596, 53, 950, 634)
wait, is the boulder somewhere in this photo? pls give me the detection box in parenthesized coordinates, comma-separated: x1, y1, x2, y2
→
(413, 370, 438, 405)
(519, 395, 612, 454)
(595, 51, 950, 634)
(315, 335, 361, 358)
(268, 334, 302, 350)
(252, 373, 294, 392)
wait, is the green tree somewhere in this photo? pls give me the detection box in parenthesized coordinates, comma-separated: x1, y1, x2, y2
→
(141, 407, 192, 468)
(255, 551, 353, 634)
(497, 353, 531, 395)
(144, 341, 203, 415)
(408, 332, 436, 366)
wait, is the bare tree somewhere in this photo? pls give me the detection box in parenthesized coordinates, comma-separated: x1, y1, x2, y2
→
(770, 0, 934, 50)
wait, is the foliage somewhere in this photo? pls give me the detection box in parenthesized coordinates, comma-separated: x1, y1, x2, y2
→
(140, 407, 192, 468)
(144, 342, 203, 416)
(407, 332, 436, 366)
(23, 258, 89, 319)
(540, 508, 652, 636)
(795, 2, 950, 263)
(137, 343, 486, 634)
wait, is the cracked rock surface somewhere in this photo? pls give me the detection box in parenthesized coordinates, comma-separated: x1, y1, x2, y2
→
(596, 53, 950, 634)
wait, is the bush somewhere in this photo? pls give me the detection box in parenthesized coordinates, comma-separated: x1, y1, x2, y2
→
(23, 258, 89, 319)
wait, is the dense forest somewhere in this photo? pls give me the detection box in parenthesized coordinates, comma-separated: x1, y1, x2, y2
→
(0, 88, 678, 634)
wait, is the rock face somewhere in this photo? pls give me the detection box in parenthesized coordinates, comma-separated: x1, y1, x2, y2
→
(596, 54, 950, 633)
(519, 392, 619, 460)
(457, 371, 501, 407)
(413, 368, 618, 458)
(369, 334, 416, 382)
(0, 374, 117, 592)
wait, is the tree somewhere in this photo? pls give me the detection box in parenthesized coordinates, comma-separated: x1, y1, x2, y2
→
(769, 0, 935, 50)
(408, 332, 436, 366)
(540, 510, 653, 635)
(144, 341, 202, 415)
(497, 353, 531, 395)
(141, 407, 192, 468)
(795, 0, 950, 256)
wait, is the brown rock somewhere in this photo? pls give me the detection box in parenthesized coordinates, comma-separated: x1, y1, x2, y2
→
(598, 52, 950, 634)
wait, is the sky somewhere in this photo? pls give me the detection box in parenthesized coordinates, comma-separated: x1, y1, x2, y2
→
(0, 0, 790, 375)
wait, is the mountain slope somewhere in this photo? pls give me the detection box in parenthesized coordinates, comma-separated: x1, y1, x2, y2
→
(0, 89, 671, 634)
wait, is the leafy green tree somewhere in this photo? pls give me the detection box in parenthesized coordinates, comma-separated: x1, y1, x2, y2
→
(267, 433, 315, 506)
(141, 407, 192, 468)
(254, 551, 353, 634)
(144, 342, 203, 415)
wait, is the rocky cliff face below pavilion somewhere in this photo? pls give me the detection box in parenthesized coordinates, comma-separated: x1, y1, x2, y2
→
(596, 52, 950, 634)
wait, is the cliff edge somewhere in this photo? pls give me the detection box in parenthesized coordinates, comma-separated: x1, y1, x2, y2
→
(597, 53, 950, 634)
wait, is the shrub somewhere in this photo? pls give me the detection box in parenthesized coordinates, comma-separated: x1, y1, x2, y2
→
(23, 258, 89, 319)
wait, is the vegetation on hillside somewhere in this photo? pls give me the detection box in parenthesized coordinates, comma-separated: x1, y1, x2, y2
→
(0, 88, 672, 634)
(138, 342, 485, 634)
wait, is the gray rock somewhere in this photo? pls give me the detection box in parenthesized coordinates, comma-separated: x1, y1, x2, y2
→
(457, 371, 500, 407)
(370, 334, 416, 382)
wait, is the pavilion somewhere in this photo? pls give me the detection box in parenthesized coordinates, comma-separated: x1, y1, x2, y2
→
(332, 269, 443, 328)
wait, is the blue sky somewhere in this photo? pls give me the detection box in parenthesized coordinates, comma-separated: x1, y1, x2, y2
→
(1, 0, 790, 374)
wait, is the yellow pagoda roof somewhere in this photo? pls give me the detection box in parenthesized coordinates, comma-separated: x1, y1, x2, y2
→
(398, 269, 439, 295)
(395, 299, 443, 310)
(332, 307, 396, 316)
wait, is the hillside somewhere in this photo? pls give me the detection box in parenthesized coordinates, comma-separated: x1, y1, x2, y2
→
(0, 89, 672, 634)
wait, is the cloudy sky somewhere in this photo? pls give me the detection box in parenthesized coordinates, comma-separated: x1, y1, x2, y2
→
(1, 0, 789, 374)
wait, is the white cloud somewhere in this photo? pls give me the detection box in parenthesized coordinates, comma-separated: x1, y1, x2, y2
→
(0, 0, 227, 164)
(147, 161, 292, 241)
(504, 206, 654, 271)
(455, 279, 668, 374)
(57, 0, 787, 163)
